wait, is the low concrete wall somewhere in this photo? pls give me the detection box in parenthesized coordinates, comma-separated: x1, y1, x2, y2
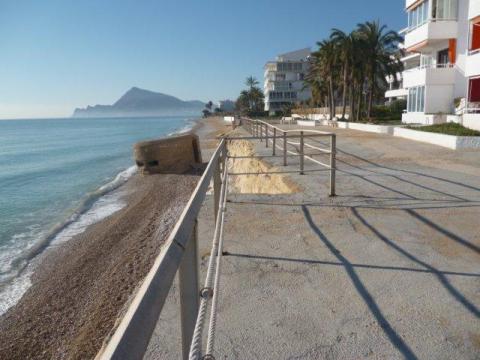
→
(297, 120, 317, 127)
(462, 114, 480, 131)
(295, 113, 480, 149)
(335, 122, 395, 135)
(393, 127, 480, 150)
(402, 113, 447, 125)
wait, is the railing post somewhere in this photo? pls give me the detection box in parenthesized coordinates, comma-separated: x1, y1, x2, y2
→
(330, 134, 336, 196)
(260, 123, 263, 142)
(179, 220, 199, 360)
(300, 131, 304, 175)
(283, 131, 287, 166)
(272, 127, 276, 156)
(265, 124, 269, 148)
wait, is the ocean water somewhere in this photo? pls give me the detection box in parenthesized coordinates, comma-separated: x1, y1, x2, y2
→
(0, 116, 195, 314)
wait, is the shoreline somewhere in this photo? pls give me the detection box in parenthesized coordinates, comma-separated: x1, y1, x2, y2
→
(0, 117, 197, 315)
(0, 116, 229, 359)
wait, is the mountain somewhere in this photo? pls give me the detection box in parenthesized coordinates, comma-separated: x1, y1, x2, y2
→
(72, 87, 205, 118)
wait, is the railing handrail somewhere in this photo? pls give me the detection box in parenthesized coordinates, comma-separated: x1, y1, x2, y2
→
(253, 119, 335, 136)
(96, 139, 227, 360)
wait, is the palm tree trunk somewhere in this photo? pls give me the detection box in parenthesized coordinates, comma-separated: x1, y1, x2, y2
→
(356, 87, 362, 122)
(328, 77, 333, 120)
(341, 64, 348, 119)
(367, 80, 374, 120)
(349, 81, 355, 121)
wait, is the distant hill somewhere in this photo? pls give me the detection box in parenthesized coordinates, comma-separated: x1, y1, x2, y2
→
(72, 87, 205, 118)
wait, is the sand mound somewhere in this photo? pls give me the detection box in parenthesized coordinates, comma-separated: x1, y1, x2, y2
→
(227, 140, 299, 194)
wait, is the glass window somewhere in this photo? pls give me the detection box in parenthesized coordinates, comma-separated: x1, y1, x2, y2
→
(432, 0, 457, 20)
(408, 86, 425, 112)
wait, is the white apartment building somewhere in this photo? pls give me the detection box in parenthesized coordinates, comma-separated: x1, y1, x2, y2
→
(264, 48, 312, 114)
(393, 0, 480, 130)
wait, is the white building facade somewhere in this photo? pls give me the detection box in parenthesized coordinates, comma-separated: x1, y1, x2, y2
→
(395, 0, 480, 130)
(264, 48, 312, 114)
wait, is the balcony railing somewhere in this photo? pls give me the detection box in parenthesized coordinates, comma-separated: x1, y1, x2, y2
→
(466, 102, 480, 114)
(404, 62, 454, 72)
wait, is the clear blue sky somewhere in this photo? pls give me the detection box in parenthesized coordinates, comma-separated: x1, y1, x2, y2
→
(0, 0, 405, 119)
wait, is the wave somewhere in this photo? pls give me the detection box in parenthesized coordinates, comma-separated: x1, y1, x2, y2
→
(167, 118, 198, 136)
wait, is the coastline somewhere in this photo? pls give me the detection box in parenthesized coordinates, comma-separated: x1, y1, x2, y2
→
(0, 116, 229, 359)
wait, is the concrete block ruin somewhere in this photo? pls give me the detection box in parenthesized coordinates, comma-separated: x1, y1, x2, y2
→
(133, 133, 203, 174)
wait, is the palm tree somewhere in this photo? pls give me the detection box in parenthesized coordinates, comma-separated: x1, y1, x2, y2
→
(330, 29, 356, 120)
(315, 39, 339, 120)
(356, 21, 403, 120)
(245, 76, 259, 90)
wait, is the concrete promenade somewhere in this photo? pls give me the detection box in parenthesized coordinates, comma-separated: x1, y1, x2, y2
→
(146, 123, 480, 359)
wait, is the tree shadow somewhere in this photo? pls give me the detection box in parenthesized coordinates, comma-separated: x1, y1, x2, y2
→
(301, 205, 418, 360)
(351, 208, 480, 318)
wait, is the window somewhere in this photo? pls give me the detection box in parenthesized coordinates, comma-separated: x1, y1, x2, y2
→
(437, 48, 449, 65)
(470, 19, 480, 52)
(407, 86, 426, 112)
(432, 0, 457, 20)
(420, 54, 433, 67)
(469, 78, 480, 103)
(408, 0, 429, 30)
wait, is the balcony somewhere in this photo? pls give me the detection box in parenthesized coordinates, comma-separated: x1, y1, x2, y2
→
(466, 50, 480, 77)
(385, 88, 408, 98)
(403, 63, 455, 88)
(404, 20, 458, 50)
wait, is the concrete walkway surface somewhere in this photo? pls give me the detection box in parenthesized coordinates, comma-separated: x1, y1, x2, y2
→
(145, 124, 480, 360)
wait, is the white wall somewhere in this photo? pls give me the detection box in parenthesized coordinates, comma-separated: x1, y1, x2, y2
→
(463, 114, 480, 130)
(466, 52, 480, 77)
(469, 0, 480, 19)
(425, 85, 455, 113)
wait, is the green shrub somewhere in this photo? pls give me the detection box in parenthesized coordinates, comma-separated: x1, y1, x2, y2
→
(407, 123, 480, 136)
(371, 99, 406, 121)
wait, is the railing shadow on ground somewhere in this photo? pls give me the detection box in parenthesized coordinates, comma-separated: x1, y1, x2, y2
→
(302, 133, 480, 194)
(222, 252, 480, 278)
(350, 208, 480, 319)
(301, 205, 419, 360)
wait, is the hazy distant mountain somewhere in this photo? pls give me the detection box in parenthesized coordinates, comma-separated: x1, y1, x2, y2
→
(72, 87, 205, 118)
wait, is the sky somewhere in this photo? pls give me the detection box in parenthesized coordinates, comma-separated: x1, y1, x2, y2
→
(0, 0, 405, 119)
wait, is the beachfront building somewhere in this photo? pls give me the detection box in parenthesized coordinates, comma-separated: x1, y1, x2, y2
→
(396, 0, 480, 130)
(264, 48, 311, 115)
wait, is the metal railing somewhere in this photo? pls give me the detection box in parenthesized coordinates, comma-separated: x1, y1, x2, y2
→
(404, 62, 455, 72)
(95, 139, 229, 360)
(95, 119, 337, 360)
(242, 118, 336, 197)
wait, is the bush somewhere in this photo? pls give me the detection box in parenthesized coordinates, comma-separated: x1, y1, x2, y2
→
(407, 123, 480, 136)
(371, 99, 406, 121)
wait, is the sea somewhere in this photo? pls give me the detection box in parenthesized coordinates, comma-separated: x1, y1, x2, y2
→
(0, 116, 196, 314)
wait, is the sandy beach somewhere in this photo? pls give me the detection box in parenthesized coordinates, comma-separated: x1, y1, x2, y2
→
(0, 116, 228, 360)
